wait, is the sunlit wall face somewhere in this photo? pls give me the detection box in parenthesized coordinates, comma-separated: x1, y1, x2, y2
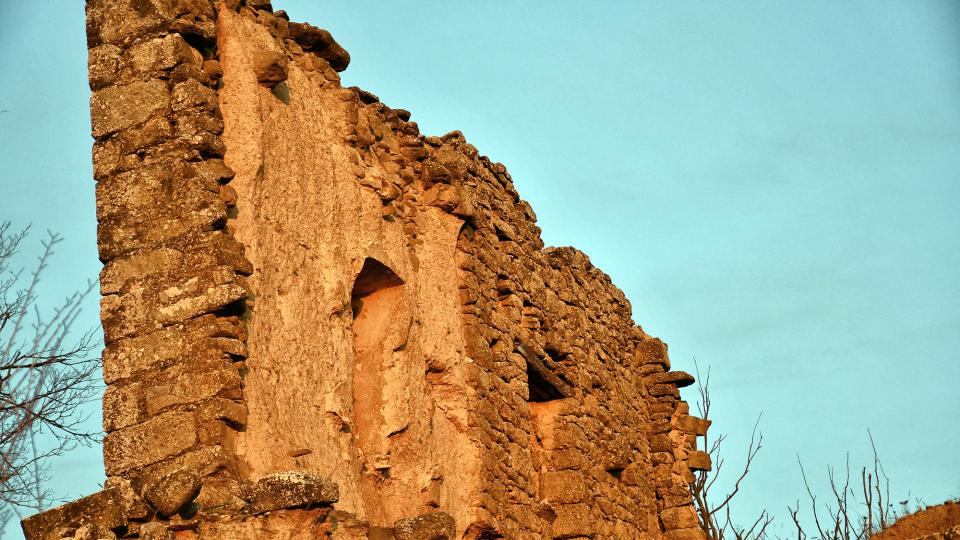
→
(1, 1, 958, 536)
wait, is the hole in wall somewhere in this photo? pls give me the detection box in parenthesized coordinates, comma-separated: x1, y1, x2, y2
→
(527, 361, 566, 403)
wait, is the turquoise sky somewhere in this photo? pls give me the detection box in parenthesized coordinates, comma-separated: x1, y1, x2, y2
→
(1, 1, 958, 537)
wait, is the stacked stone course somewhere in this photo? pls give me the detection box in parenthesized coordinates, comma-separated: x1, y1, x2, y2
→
(24, 1, 711, 539)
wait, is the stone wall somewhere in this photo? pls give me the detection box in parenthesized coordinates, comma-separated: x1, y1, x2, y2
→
(23, 1, 711, 539)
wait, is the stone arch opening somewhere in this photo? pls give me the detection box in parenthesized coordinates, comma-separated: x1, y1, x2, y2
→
(350, 258, 407, 521)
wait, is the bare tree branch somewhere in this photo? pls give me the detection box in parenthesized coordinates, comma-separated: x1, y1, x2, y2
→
(0, 222, 101, 514)
(689, 358, 772, 540)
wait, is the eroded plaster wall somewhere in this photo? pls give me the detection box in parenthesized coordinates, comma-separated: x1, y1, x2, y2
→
(217, 7, 479, 529)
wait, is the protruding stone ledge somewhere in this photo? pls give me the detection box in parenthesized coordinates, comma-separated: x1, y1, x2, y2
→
(21, 489, 125, 540)
(246, 471, 339, 514)
(650, 370, 696, 388)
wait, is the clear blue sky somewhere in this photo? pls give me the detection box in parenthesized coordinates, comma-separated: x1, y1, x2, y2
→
(1, 1, 958, 537)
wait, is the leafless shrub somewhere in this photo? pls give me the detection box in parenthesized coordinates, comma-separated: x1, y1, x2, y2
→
(689, 359, 773, 540)
(789, 431, 909, 540)
(0, 222, 100, 517)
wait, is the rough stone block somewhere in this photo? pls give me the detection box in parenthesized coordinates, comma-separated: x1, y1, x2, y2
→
(128, 34, 197, 74)
(677, 415, 711, 436)
(551, 503, 594, 538)
(665, 527, 706, 540)
(687, 450, 712, 472)
(139, 522, 174, 540)
(90, 80, 169, 139)
(649, 383, 680, 398)
(661, 505, 699, 531)
(251, 50, 289, 85)
(74, 524, 117, 540)
(144, 366, 242, 416)
(247, 471, 339, 514)
(95, 159, 222, 225)
(103, 411, 198, 475)
(103, 476, 150, 521)
(100, 266, 246, 343)
(171, 79, 218, 112)
(139, 445, 239, 491)
(650, 370, 696, 388)
(20, 489, 125, 540)
(86, 0, 173, 47)
(102, 381, 144, 432)
(287, 22, 350, 71)
(96, 207, 227, 263)
(540, 470, 585, 504)
(88, 44, 122, 90)
(144, 469, 201, 516)
(394, 512, 456, 540)
(635, 338, 670, 369)
(102, 314, 242, 383)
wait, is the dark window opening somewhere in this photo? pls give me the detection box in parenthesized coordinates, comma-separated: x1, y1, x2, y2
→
(519, 344, 572, 403)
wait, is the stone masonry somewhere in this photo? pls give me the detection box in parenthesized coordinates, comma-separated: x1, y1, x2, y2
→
(23, 1, 712, 539)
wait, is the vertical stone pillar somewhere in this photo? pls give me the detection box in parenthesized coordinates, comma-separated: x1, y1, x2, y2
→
(86, 0, 252, 515)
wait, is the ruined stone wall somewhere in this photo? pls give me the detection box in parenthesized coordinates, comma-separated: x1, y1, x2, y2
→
(23, 1, 711, 539)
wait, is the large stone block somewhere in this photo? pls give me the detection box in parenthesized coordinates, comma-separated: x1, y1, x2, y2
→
(102, 314, 242, 384)
(90, 80, 169, 139)
(247, 471, 339, 514)
(540, 470, 585, 504)
(144, 366, 242, 416)
(103, 411, 198, 475)
(95, 160, 222, 225)
(100, 265, 246, 343)
(143, 469, 201, 516)
(661, 505, 699, 531)
(86, 0, 173, 47)
(128, 34, 197, 74)
(20, 489, 125, 540)
(96, 207, 227, 262)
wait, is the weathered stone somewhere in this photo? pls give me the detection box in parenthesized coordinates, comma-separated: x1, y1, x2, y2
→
(666, 527, 706, 540)
(540, 470, 585, 504)
(86, 0, 173, 47)
(103, 476, 150, 521)
(88, 44, 122, 90)
(128, 34, 197, 74)
(102, 380, 144, 432)
(144, 469, 201, 516)
(687, 450, 712, 471)
(102, 411, 197, 475)
(144, 366, 242, 416)
(90, 80, 168, 138)
(138, 522, 174, 540)
(171, 79, 218, 112)
(661, 505, 699, 531)
(251, 50, 289, 85)
(74, 524, 117, 540)
(287, 22, 350, 71)
(394, 512, 456, 540)
(20, 490, 125, 540)
(100, 265, 247, 343)
(677, 414, 711, 436)
(551, 503, 594, 538)
(247, 471, 339, 514)
(102, 314, 242, 383)
(650, 370, 696, 388)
